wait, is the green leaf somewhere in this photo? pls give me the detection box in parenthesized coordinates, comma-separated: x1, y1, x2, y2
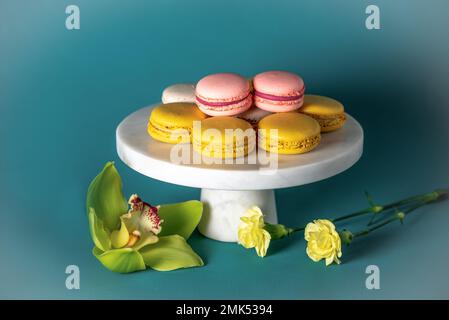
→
(92, 247, 146, 273)
(86, 162, 128, 231)
(88, 207, 111, 251)
(158, 200, 203, 239)
(140, 235, 204, 271)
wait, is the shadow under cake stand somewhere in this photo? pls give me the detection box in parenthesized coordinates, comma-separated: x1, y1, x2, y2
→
(116, 105, 364, 242)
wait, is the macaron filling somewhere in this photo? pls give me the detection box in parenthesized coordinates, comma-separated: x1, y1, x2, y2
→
(193, 142, 254, 159)
(254, 88, 304, 102)
(302, 113, 346, 131)
(149, 120, 191, 135)
(195, 92, 251, 107)
(258, 133, 321, 153)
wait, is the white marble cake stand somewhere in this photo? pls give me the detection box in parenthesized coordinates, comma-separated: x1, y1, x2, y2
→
(116, 105, 364, 242)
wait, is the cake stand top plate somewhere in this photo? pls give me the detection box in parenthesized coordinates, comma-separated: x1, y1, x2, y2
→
(116, 105, 363, 190)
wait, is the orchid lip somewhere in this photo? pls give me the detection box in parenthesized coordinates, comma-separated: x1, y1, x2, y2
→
(254, 89, 304, 102)
(195, 92, 251, 107)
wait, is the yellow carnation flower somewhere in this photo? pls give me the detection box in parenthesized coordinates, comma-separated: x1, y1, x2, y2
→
(304, 219, 342, 266)
(238, 206, 271, 257)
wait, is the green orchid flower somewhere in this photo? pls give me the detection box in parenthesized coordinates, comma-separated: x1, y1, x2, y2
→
(87, 162, 204, 273)
(110, 194, 161, 251)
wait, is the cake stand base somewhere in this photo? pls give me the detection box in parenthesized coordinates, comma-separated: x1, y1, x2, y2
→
(198, 189, 278, 242)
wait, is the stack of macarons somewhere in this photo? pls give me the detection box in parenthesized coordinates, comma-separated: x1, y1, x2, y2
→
(147, 70, 347, 158)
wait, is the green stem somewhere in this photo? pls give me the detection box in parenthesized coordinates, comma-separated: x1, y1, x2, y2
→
(367, 189, 447, 226)
(288, 189, 447, 235)
(334, 191, 434, 223)
(332, 208, 371, 223)
(352, 202, 424, 238)
(353, 216, 398, 237)
(291, 226, 305, 233)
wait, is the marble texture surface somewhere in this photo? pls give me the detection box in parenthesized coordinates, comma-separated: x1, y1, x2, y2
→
(116, 104, 364, 190)
(198, 189, 277, 242)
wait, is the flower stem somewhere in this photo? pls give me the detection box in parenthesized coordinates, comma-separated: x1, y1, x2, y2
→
(352, 202, 425, 238)
(332, 208, 371, 223)
(288, 189, 447, 235)
(334, 190, 438, 223)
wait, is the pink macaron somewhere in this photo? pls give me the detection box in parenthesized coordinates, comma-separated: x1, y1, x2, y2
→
(253, 71, 305, 112)
(195, 73, 252, 116)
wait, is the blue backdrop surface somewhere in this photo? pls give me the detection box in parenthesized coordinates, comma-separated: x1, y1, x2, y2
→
(1, 0, 449, 299)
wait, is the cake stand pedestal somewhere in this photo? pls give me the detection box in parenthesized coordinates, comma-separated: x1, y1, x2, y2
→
(116, 105, 364, 242)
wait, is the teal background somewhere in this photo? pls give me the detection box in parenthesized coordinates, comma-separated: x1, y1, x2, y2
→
(1, 0, 449, 299)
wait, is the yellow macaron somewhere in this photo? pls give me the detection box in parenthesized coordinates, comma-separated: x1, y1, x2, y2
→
(299, 95, 346, 132)
(258, 112, 321, 154)
(193, 117, 256, 159)
(148, 102, 207, 144)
